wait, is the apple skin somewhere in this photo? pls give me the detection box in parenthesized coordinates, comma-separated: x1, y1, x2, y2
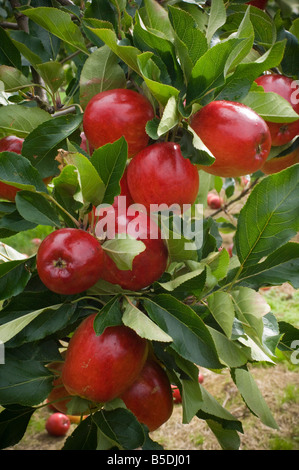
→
(45, 412, 70, 437)
(61, 313, 148, 403)
(99, 211, 169, 291)
(82, 89, 154, 157)
(261, 148, 299, 175)
(0, 136, 24, 201)
(255, 75, 299, 146)
(190, 100, 272, 177)
(171, 385, 182, 404)
(120, 359, 174, 432)
(127, 142, 199, 211)
(246, 0, 268, 9)
(36, 228, 104, 295)
(207, 192, 223, 209)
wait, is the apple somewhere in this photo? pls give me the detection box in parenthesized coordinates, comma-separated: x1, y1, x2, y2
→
(255, 74, 299, 146)
(83, 89, 154, 157)
(246, 0, 268, 9)
(61, 313, 148, 403)
(0, 135, 24, 201)
(45, 412, 70, 437)
(126, 142, 199, 211)
(190, 100, 272, 177)
(80, 131, 94, 155)
(36, 228, 104, 295)
(98, 210, 169, 291)
(198, 372, 204, 384)
(171, 385, 182, 404)
(261, 147, 299, 174)
(207, 192, 223, 209)
(120, 359, 174, 431)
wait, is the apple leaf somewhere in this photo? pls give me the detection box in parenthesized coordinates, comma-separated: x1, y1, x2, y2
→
(15, 191, 61, 228)
(241, 90, 299, 123)
(0, 105, 51, 138)
(0, 406, 36, 450)
(0, 256, 35, 301)
(207, 291, 235, 338)
(0, 65, 31, 92)
(102, 235, 146, 270)
(0, 152, 47, 192)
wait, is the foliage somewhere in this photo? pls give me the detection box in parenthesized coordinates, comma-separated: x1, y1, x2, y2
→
(0, 0, 298, 451)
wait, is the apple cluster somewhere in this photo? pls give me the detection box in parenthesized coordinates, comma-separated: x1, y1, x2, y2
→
(46, 314, 174, 432)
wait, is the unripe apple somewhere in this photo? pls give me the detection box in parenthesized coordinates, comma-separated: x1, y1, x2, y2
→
(83, 89, 154, 157)
(255, 74, 299, 146)
(127, 142, 199, 211)
(190, 100, 272, 177)
(121, 359, 173, 431)
(61, 313, 148, 403)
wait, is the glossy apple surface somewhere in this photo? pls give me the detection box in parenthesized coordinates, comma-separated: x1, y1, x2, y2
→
(121, 359, 173, 431)
(45, 412, 70, 437)
(190, 100, 272, 177)
(261, 147, 299, 174)
(246, 0, 268, 9)
(255, 75, 299, 146)
(61, 313, 148, 403)
(83, 89, 154, 157)
(36, 228, 104, 295)
(98, 211, 169, 291)
(127, 142, 199, 211)
(0, 136, 24, 201)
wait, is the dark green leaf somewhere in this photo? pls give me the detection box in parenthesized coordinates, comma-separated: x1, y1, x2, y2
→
(93, 296, 123, 336)
(0, 256, 35, 301)
(63, 415, 98, 450)
(15, 191, 61, 227)
(0, 405, 35, 450)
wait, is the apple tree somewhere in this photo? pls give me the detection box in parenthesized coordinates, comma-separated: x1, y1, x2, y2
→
(0, 0, 298, 451)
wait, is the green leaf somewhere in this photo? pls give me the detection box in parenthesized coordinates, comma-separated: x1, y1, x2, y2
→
(0, 405, 35, 450)
(91, 137, 128, 205)
(79, 45, 126, 109)
(235, 164, 299, 268)
(242, 91, 299, 123)
(206, 0, 227, 45)
(207, 291, 235, 338)
(22, 7, 89, 54)
(0, 357, 53, 406)
(144, 295, 222, 369)
(93, 296, 123, 336)
(102, 235, 146, 270)
(0, 152, 47, 192)
(15, 191, 61, 227)
(63, 415, 98, 450)
(207, 419, 241, 450)
(0, 257, 35, 302)
(143, 0, 174, 39)
(56, 151, 105, 206)
(36, 61, 65, 94)
(181, 377, 203, 424)
(232, 368, 278, 429)
(0, 105, 51, 138)
(157, 96, 179, 137)
(92, 408, 145, 450)
(0, 65, 31, 92)
(208, 327, 248, 368)
(22, 114, 83, 179)
(0, 303, 62, 344)
(0, 27, 21, 70)
(122, 298, 173, 343)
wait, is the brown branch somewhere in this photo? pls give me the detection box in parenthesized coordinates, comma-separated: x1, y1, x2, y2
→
(0, 22, 19, 30)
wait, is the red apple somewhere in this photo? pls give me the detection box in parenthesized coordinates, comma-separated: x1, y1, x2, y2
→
(207, 192, 223, 209)
(121, 359, 174, 431)
(61, 313, 148, 403)
(45, 412, 70, 437)
(190, 100, 272, 177)
(0, 135, 24, 201)
(98, 210, 169, 291)
(171, 385, 182, 404)
(246, 0, 268, 9)
(255, 74, 299, 146)
(36, 228, 104, 295)
(80, 131, 94, 155)
(126, 142, 199, 211)
(82, 89, 154, 157)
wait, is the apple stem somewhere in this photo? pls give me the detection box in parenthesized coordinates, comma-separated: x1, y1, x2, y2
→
(46, 195, 81, 228)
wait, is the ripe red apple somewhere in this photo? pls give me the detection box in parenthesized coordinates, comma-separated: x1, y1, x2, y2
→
(36, 228, 104, 295)
(61, 313, 148, 403)
(80, 131, 94, 155)
(98, 210, 169, 291)
(207, 192, 223, 209)
(120, 359, 173, 432)
(246, 0, 268, 9)
(82, 89, 154, 157)
(0, 135, 24, 201)
(190, 100, 272, 177)
(198, 371, 204, 384)
(45, 412, 70, 437)
(126, 142, 199, 211)
(261, 147, 299, 175)
(255, 75, 299, 146)
(171, 385, 182, 404)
